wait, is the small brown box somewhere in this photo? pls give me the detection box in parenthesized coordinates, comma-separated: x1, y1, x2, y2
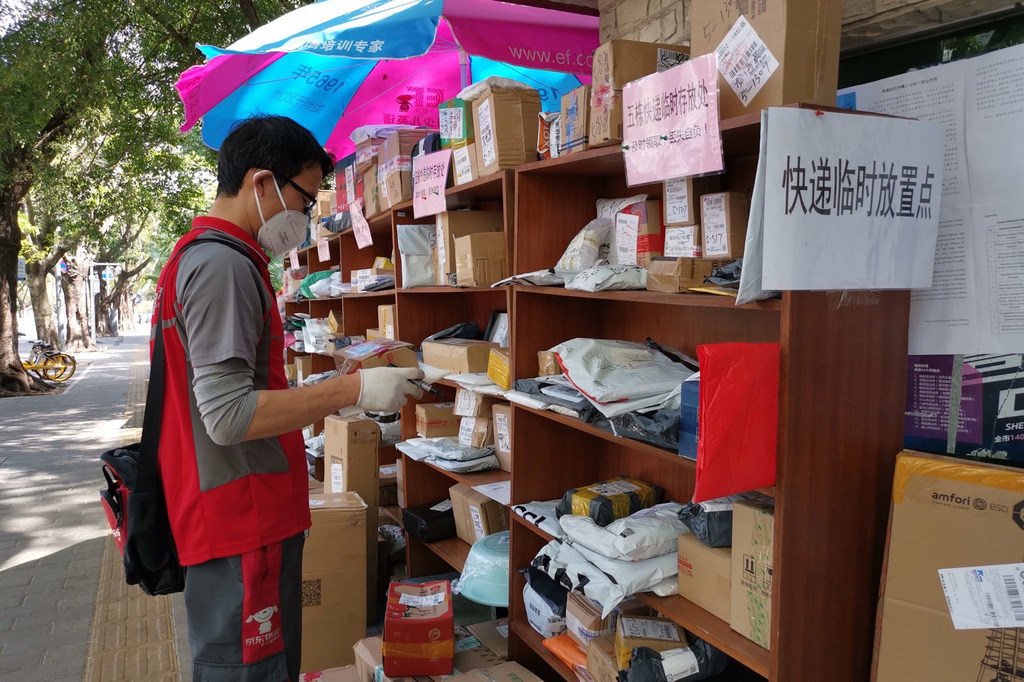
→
(472, 83, 543, 176)
(422, 339, 499, 375)
(586, 635, 619, 682)
(490, 403, 512, 472)
(458, 416, 493, 449)
(614, 616, 686, 670)
(663, 175, 721, 227)
(415, 402, 460, 438)
(454, 387, 499, 418)
(646, 257, 725, 293)
(731, 494, 775, 649)
(434, 211, 504, 286)
(677, 532, 732, 623)
(559, 84, 590, 155)
(377, 304, 396, 339)
(454, 232, 505, 288)
(701, 192, 749, 259)
(378, 129, 434, 209)
(453, 143, 479, 186)
(537, 350, 560, 376)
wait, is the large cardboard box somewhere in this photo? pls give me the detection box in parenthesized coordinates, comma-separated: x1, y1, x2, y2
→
(383, 581, 454, 677)
(334, 339, 418, 374)
(454, 232, 505, 288)
(302, 492, 368, 673)
(490, 403, 512, 472)
(296, 356, 313, 384)
(731, 494, 775, 649)
(415, 402, 460, 438)
(589, 40, 689, 148)
(446, 663, 542, 682)
(559, 85, 591, 155)
(449, 482, 508, 544)
(434, 211, 504, 286)
(646, 257, 724, 293)
(439, 98, 475, 150)
(471, 84, 542, 177)
(379, 129, 435, 210)
(422, 339, 499, 375)
(690, 0, 841, 121)
(466, 618, 509, 659)
(874, 452, 1024, 681)
(701, 192, 749, 260)
(614, 616, 686, 670)
(586, 635, 620, 682)
(677, 532, 732, 622)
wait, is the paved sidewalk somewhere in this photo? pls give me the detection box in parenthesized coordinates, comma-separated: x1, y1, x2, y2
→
(0, 335, 185, 681)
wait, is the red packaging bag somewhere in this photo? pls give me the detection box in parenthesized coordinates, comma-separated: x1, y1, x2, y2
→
(692, 343, 780, 503)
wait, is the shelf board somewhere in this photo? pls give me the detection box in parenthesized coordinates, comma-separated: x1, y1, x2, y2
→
(445, 172, 507, 208)
(421, 459, 511, 488)
(513, 286, 781, 311)
(510, 621, 576, 682)
(395, 286, 507, 295)
(421, 536, 471, 572)
(510, 513, 555, 543)
(637, 593, 770, 678)
(381, 505, 403, 525)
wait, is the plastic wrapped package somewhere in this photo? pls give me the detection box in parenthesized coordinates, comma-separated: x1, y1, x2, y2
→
(426, 453, 499, 473)
(402, 499, 457, 542)
(627, 641, 729, 682)
(541, 633, 587, 675)
(363, 411, 401, 445)
(511, 500, 563, 538)
(558, 502, 688, 561)
(552, 338, 694, 405)
(555, 217, 613, 271)
(676, 494, 754, 547)
(648, 576, 678, 597)
(521, 566, 569, 638)
(308, 271, 341, 298)
(299, 270, 334, 299)
(566, 264, 647, 291)
(452, 531, 510, 607)
(302, 317, 329, 354)
(555, 476, 663, 526)
(397, 223, 436, 288)
(419, 438, 495, 462)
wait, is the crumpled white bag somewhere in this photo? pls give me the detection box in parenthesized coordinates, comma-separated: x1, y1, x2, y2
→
(556, 217, 613, 271)
(565, 265, 647, 292)
(551, 338, 694, 404)
(559, 502, 689, 561)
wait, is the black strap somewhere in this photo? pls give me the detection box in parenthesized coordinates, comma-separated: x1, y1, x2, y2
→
(134, 233, 269, 494)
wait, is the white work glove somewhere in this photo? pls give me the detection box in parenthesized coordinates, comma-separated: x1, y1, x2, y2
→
(356, 366, 425, 412)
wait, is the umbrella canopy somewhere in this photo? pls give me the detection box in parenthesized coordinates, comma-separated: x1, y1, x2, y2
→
(176, 0, 600, 159)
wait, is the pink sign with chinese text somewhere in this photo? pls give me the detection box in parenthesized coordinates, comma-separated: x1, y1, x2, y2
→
(350, 199, 373, 249)
(412, 149, 452, 218)
(622, 53, 724, 186)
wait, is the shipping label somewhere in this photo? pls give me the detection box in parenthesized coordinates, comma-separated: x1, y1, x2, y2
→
(615, 212, 641, 265)
(459, 418, 475, 447)
(938, 562, 1024, 629)
(494, 412, 511, 453)
(478, 99, 496, 167)
(664, 177, 693, 223)
(398, 591, 447, 607)
(317, 236, 330, 261)
(470, 505, 486, 541)
(664, 226, 699, 258)
(589, 480, 641, 496)
(345, 165, 356, 205)
(619, 617, 680, 641)
(430, 499, 453, 512)
(440, 107, 465, 142)
(330, 461, 344, 492)
(702, 194, 728, 256)
(714, 15, 779, 106)
(453, 146, 474, 185)
(662, 648, 700, 681)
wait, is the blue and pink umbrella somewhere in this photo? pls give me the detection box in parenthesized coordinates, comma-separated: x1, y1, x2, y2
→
(176, 0, 600, 159)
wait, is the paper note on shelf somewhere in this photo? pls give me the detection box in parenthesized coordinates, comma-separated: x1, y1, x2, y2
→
(317, 237, 330, 261)
(473, 481, 511, 506)
(350, 199, 373, 249)
(413, 149, 452, 219)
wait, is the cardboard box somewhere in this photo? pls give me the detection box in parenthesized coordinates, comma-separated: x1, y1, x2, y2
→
(285, 363, 298, 382)
(589, 40, 690, 148)
(690, 0, 840, 121)
(586, 635, 620, 682)
(663, 175, 720, 227)
(379, 462, 398, 507)
(449, 483, 508, 544)
(382, 581, 454, 677)
(439, 98, 475, 150)
(458, 416, 493, 449)
(362, 162, 380, 217)
(378, 129, 434, 210)
(566, 592, 647, 648)
(452, 144, 478, 186)
(645, 257, 725, 293)
(486, 348, 511, 391)
(446, 639, 504, 677)
(378, 304, 396, 340)
(471, 84, 542, 177)
(874, 452, 1024, 681)
(334, 339, 418, 374)
(454, 388, 498, 418)
(448, 483, 474, 545)
(466, 618, 509, 660)
(328, 310, 344, 334)
(395, 457, 405, 508)
(435, 211, 504, 286)
(415, 402, 460, 438)
(302, 492, 368, 673)
(490, 403, 512, 472)
(613, 616, 686, 670)
(354, 266, 396, 292)
(445, 663, 542, 682)
(366, 328, 383, 340)
(701, 192, 749, 260)
(296, 356, 313, 384)
(303, 665, 361, 682)
(454, 232, 505, 288)
(559, 85, 590, 155)
(353, 636, 424, 682)
(677, 532, 731, 622)
(422, 339, 498, 375)
(537, 351, 560, 377)
(614, 199, 664, 267)
(730, 494, 775, 649)
(663, 225, 702, 258)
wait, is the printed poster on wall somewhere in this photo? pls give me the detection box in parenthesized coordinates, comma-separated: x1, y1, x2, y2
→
(622, 53, 724, 186)
(761, 107, 944, 290)
(412, 149, 452, 218)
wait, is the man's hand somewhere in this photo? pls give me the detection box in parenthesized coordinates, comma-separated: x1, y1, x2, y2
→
(356, 366, 425, 412)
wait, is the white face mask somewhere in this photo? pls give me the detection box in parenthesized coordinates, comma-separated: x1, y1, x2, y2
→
(253, 171, 309, 257)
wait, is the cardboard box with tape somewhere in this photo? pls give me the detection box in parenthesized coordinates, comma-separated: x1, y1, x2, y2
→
(471, 83, 542, 177)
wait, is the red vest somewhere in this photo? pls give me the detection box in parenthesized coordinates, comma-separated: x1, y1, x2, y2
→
(153, 217, 310, 565)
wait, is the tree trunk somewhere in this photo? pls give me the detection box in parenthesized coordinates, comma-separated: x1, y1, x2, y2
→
(97, 259, 150, 337)
(0, 182, 39, 393)
(62, 258, 95, 351)
(25, 261, 59, 346)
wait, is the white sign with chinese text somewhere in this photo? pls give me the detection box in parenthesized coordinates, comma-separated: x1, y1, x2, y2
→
(761, 107, 944, 290)
(412, 149, 452, 218)
(622, 54, 724, 186)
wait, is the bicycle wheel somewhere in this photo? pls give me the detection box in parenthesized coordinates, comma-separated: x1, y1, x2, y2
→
(42, 353, 76, 382)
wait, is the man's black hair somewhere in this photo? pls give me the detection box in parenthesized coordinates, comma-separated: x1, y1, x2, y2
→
(216, 115, 334, 196)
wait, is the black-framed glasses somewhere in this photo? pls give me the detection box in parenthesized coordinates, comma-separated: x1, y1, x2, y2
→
(286, 179, 318, 216)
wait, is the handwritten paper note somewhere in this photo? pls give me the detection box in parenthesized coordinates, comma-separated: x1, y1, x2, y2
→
(349, 199, 373, 249)
(413, 149, 452, 218)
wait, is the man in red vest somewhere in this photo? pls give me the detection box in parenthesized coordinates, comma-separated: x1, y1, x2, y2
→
(152, 115, 423, 681)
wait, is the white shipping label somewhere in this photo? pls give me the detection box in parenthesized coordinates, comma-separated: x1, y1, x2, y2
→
(607, 347, 656, 370)
(702, 194, 728, 257)
(430, 499, 454, 512)
(384, 324, 394, 339)
(309, 499, 327, 507)
(715, 15, 779, 107)
(470, 505, 486, 541)
(662, 647, 701, 681)
(494, 412, 511, 453)
(398, 591, 447, 607)
(478, 99, 497, 167)
(588, 480, 641, 496)
(453, 146, 474, 185)
(440, 107, 465, 141)
(456, 390, 476, 415)
(459, 418, 475, 447)
(345, 166, 356, 205)
(615, 212, 641, 266)
(664, 226, 698, 258)
(664, 177, 692, 224)
(331, 461, 344, 492)
(619, 617, 681, 642)
(938, 563, 1024, 629)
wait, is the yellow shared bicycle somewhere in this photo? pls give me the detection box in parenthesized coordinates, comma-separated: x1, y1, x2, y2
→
(22, 340, 77, 382)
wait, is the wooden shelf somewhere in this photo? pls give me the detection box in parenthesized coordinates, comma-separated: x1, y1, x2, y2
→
(445, 172, 507, 209)
(513, 286, 781, 311)
(638, 593, 770, 678)
(510, 513, 555, 543)
(421, 459, 511, 489)
(510, 621, 575, 682)
(381, 505, 403, 525)
(421, 536, 471, 572)
(396, 286, 507, 295)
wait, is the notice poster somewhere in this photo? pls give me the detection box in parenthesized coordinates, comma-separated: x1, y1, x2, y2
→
(350, 199, 373, 249)
(412, 149, 451, 218)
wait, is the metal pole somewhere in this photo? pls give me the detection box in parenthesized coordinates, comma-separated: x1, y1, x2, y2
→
(459, 48, 469, 89)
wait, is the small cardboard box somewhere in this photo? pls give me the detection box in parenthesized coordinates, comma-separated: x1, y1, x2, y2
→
(422, 339, 498, 375)
(324, 417, 381, 499)
(447, 663, 542, 682)
(454, 388, 498, 418)
(448, 483, 474, 544)
(613, 616, 686, 670)
(318, 189, 335, 217)
(296, 356, 313, 384)
(537, 351, 560, 377)
(382, 581, 454, 677)
(352, 637, 423, 682)
(586, 635, 620, 682)
(454, 232, 505, 288)
(486, 348, 511, 391)
(677, 532, 732, 623)
(439, 98, 475, 150)
(614, 199, 664, 267)
(285, 363, 298, 382)
(453, 143, 478, 186)
(701, 192, 749, 260)
(302, 492, 367, 673)
(328, 310, 344, 334)
(395, 457, 405, 508)
(875, 452, 1024, 681)
(471, 84, 542, 177)
(663, 175, 720, 227)
(458, 416, 493, 449)
(490, 403, 512, 472)
(645, 257, 725, 293)
(378, 129, 435, 210)
(731, 494, 775, 649)
(435, 211, 504, 286)
(467, 618, 509, 660)
(377, 304, 396, 340)
(355, 137, 385, 172)
(415, 402, 460, 438)
(663, 225, 703, 259)
(566, 592, 647, 648)
(450, 482, 507, 544)
(366, 328, 383, 340)
(589, 40, 690, 148)
(362, 162, 380, 217)
(443, 639, 504, 678)
(334, 339, 418, 374)
(559, 85, 591, 155)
